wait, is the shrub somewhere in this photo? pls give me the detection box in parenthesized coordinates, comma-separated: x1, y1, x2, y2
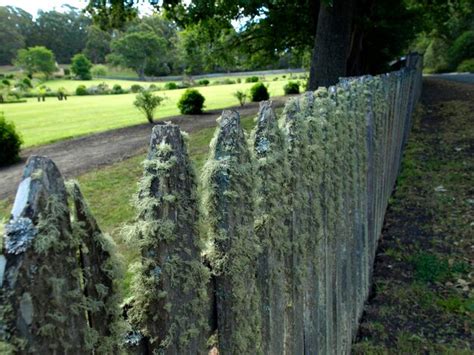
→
(198, 79, 210, 86)
(131, 84, 144, 93)
(134, 91, 164, 123)
(71, 53, 93, 80)
(284, 81, 300, 95)
(245, 76, 259, 83)
(148, 84, 158, 91)
(164, 82, 178, 90)
(233, 90, 247, 107)
(250, 82, 269, 102)
(22, 77, 32, 88)
(273, 77, 279, 81)
(91, 64, 108, 77)
(457, 58, 474, 72)
(64, 68, 71, 76)
(178, 89, 205, 114)
(448, 31, 474, 69)
(112, 84, 124, 94)
(0, 113, 22, 166)
(236, 78, 241, 83)
(76, 85, 88, 96)
(2, 79, 10, 86)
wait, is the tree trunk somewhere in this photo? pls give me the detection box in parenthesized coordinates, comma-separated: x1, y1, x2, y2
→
(308, 0, 355, 90)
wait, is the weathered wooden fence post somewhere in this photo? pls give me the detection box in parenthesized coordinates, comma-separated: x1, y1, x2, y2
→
(126, 124, 210, 354)
(0, 156, 88, 353)
(202, 110, 262, 354)
(251, 101, 289, 355)
(66, 180, 123, 353)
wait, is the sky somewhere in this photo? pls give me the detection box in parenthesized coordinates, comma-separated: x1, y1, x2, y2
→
(0, 0, 155, 17)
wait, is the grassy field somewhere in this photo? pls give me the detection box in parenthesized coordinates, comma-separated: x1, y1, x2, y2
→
(1, 80, 292, 147)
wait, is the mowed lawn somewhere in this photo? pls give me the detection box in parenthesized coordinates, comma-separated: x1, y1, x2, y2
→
(2, 80, 292, 147)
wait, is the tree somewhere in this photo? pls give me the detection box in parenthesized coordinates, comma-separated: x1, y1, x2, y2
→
(133, 91, 164, 123)
(108, 31, 166, 79)
(87, 0, 420, 88)
(84, 25, 112, 63)
(0, 6, 34, 65)
(29, 6, 91, 63)
(71, 53, 93, 80)
(14, 46, 56, 78)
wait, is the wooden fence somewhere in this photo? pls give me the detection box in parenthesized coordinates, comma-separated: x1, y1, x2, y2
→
(0, 54, 422, 354)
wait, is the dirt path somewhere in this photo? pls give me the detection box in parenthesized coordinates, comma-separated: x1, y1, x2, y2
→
(0, 98, 288, 199)
(353, 78, 473, 352)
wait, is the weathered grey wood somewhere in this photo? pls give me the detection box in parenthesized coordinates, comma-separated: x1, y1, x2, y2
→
(202, 110, 261, 354)
(0, 156, 88, 353)
(66, 180, 122, 353)
(252, 101, 289, 355)
(127, 124, 210, 354)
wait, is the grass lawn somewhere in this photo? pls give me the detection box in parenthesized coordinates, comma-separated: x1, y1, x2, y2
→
(2, 80, 291, 147)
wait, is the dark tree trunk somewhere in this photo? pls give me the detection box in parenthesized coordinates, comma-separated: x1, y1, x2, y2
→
(308, 0, 355, 90)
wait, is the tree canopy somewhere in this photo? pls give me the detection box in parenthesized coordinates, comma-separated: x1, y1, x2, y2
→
(14, 46, 56, 78)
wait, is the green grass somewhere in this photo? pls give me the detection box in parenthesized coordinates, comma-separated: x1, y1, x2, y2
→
(2, 81, 290, 147)
(41, 78, 159, 92)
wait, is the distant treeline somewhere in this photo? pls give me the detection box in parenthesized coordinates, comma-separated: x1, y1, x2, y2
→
(0, 6, 309, 75)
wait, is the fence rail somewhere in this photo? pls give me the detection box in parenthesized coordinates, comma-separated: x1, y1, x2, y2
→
(1, 53, 422, 354)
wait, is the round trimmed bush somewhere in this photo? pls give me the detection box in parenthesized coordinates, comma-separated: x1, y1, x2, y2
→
(245, 76, 259, 83)
(131, 84, 144, 93)
(284, 81, 300, 95)
(457, 58, 474, 73)
(112, 84, 124, 94)
(178, 89, 205, 114)
(164, 82, 178, 90)
(76, 85, 88, 96)
(0, 113, 22, 166)
(198, 79, 210, 86)
(250, 83, 269, 102)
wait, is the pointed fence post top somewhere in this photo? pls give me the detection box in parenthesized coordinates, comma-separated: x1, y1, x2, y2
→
(148, 123, 185, 160)
(214, 110, 246, 160)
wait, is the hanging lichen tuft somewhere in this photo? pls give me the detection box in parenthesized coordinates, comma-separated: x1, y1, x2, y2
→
(124, 124, 210, 354)
(250, 101, 290, 355)
(0, 156, 88, 353)
(66, 180, 125, 353)
(201, 110, 262, 354)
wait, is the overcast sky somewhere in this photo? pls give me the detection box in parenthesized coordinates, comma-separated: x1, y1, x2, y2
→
(0, 0, 155, 17)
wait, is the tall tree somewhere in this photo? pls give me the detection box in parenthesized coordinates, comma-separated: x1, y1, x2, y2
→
(84, 25, 112, 64)
(108, 31, 166, 79)
(0, 6, 34, 65)
(14, 46, 56, 78)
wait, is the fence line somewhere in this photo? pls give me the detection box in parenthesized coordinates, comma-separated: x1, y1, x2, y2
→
(1, 54, 422, 354)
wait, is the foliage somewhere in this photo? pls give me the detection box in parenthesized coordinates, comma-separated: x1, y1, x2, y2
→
(164, 82, 178, 90)
(448, 31, 474, 69)
(233, 90, 247, 106)
(76, 85, 88, 96)
(0, 7, 27, 65)
(14, 46, 56, 78)
(0, 113, 22, 166)
(245, 76, 259, 83)
(130, 84, 144, 93)
(198, 79, 209, 86)
(108, 31, 166, 79)
(91, 64, 108, 77)
(133, 91, 164, 123)
(84, 25, 111, 64)
(177, 89, 205, 114)
(457, 58, 474, 72)
(250, 83, 269, 102)
(112, 84, 124, 94)
(283, 81, 300, 95)
(71, 53, 93, 80)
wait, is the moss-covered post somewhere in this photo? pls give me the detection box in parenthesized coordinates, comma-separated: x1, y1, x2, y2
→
(251, 101, 289, 355)
(0, 156, 88, 353)
(126, 124, 210, 354)
(66, 180, 123, 353)
(281, 98, 308, 354)
(202, 110, 261, 354)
